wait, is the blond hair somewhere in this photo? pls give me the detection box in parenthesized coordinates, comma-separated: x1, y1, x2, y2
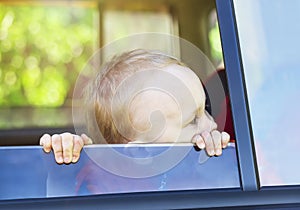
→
(84, 49, 185, 144)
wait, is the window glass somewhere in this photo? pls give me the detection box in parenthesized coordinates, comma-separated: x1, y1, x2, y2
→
(0, 144, 239, 200)
(103, 10, 175, 45)
(233, 0, 300, 186)
(101, 9, 179, 59)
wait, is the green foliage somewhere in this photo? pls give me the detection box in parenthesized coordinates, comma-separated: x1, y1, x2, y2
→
(0, 4, 97, 107)
(209, 21, 223, 66)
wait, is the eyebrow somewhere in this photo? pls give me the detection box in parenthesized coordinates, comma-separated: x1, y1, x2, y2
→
(196, 104, 205, 116)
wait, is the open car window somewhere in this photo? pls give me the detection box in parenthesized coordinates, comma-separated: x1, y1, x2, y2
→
(0, 0, 243, 207)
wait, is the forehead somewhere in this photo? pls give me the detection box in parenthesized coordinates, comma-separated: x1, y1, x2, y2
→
(162, 64, 204, 95)
(139, 63, 205, 104)
(157, 64, 206, 109)
(128, 63, 206, 122)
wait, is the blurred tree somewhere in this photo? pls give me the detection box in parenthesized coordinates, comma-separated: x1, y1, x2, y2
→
(0, 4, 97, 107)
(209, 21, 223, 66)
(208, 10, 223, 67)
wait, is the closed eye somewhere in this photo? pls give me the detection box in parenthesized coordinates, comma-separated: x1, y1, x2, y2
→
(190, 115, 197, 125)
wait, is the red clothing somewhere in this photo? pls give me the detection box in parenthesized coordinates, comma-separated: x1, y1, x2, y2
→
(204, 69, 235, 140)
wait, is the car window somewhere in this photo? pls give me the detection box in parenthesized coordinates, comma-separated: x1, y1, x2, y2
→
(234, 0, 300, 187)
(0, 144, 239, 200)
(0, 0, 241, 200)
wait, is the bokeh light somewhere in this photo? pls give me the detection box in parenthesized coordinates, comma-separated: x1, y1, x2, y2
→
(0, 3, 97, 107)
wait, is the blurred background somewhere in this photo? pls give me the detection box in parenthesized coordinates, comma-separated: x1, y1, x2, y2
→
(0, 0, 223, 145)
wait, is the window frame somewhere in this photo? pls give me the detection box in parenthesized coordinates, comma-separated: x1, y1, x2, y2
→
(216, 0, 259, 191)
(2, 0, 300, 209)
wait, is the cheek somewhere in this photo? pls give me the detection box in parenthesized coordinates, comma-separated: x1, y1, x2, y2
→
(155, 123, 200, 143)
(130, 99, 183, 143)
(155, 126, 182, 143)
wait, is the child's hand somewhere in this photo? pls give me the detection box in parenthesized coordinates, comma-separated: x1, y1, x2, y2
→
(192, 131, 230, 156)
(40, 133, 93, 164)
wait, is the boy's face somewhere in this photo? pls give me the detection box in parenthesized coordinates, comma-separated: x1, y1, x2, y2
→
(128, 64, 217, 144)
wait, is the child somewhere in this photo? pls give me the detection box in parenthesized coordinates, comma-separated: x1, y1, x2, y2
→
(40, 49, 230, 164)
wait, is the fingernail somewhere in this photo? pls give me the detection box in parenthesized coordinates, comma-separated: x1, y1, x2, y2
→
(192, 134, 199, 142)
(215, 149, 222, 156)
(64, 157, 70, 163)
(45, 148, 51, 153)
(198, 142, 205, 149)
(72, 156, 79, 163)
(208, 150, 214, 156)
(57, 157, 63, 163)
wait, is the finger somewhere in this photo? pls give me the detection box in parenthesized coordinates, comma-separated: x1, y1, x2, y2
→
(81, 133, 93, 145)
(61, 133, 74, 164)
(221, 132, 230, 148)
(72, 135, 84, 163)
(40, 134, 52, 153)
(52, 134, 63, 164)
(192, 134, 205, 149)
(201, 131, 215, 156)
(211, 130, 222, 156)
